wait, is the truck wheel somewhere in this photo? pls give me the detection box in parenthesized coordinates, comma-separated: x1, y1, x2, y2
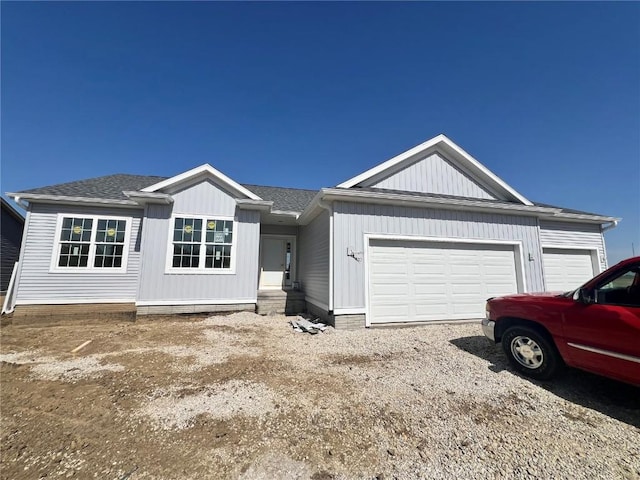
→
(502, 326, 562, 381)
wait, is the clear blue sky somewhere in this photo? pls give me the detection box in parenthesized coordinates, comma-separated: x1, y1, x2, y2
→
(2, 2, 639, 264)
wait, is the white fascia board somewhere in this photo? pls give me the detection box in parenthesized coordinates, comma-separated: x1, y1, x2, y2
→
(540, 212, 621, 224)
(271, 209, 301, 217)
(336, 134, 533, 206)
(6, 192, 141, 209)
(123, 191, 174, 205)
(236, 199, 274, 211)
(140, 164, 262, 200)
(296, 190, 327, 225)
(337, 135, 446, 188)
(319, 188, 558, 216)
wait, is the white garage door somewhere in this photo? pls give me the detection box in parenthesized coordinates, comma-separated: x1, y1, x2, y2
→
(368, 240, 519, 324)
(543, 248, 595, 292)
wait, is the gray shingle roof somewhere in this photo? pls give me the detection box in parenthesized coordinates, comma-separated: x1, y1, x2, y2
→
(532, 201, 610, 217)
(242, 184, 317, 212)
(20, 174, 166, 201)
(17, 174, 318, 213)
(14, 174, 611, 219)
(349, 187, 612, 218)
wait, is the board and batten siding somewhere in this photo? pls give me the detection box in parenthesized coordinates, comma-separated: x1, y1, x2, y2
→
(298, 210, 330, 309)
(539, 220, 607, 271)
(15, 203, 143, 303)
(136, 179, 261, 304)
(361, 152, 497, 200)
(332, 201, 544, 310)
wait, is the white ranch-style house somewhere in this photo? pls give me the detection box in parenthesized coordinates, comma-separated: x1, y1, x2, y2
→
(6, 135, 619, 328)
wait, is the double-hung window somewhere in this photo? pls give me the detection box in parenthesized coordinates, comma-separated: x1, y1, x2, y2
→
(54, 216, 129, 271)
(170, 216, 235, 272)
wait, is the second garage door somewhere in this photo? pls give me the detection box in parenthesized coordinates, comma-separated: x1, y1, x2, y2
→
(368, 239, 520, 324)
(542, 248, 596, 292)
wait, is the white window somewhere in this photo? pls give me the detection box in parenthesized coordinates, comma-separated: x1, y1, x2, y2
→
(168, 216, 235, 273)
(52, 215, 130, 272)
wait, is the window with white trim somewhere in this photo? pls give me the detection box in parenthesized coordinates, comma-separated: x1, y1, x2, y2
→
(171, 217, 234, 270)
(56, 216, 128, 269)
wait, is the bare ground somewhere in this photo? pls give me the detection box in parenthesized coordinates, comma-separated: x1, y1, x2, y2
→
(1, 312, 639, 480)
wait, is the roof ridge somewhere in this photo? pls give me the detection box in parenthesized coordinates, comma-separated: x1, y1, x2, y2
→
(242, 183, 319, 193)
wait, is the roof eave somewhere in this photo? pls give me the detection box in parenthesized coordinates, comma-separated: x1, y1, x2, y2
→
(540, 212, 621, 224)
(7, 192, 141, 209)
(318, 188, 557, 215)
(236, 199, 274, 211)
(123, 191, 174, 205)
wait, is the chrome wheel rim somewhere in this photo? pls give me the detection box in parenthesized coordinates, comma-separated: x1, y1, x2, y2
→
(510, 335, 544, 369)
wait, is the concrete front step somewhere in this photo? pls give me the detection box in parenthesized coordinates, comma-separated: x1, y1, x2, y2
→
(256, 290, 305, 315)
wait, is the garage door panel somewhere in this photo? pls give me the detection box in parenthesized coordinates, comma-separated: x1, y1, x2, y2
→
(451, 284, 482, 295)
(412, 264, 447, 275)
(414, 303, 449, 315)
(369, 241, 519, 324)
(543, 248, 594, 292)
(371, 285, 409, 296)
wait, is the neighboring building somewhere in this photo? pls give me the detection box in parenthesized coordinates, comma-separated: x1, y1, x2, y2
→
(1, 197, 25, 294)
(6, 135, 619, 328)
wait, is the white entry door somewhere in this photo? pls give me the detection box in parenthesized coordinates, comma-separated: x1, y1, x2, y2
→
(259, 237, 294, 289)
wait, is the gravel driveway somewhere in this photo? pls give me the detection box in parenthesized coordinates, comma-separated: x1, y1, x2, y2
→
(1, 312, 639, 479)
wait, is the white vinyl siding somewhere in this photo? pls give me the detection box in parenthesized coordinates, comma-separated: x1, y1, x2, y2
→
(15, 204, 142, 304)
(539, 220, 607, 271)
(333, 201, 543, 311)
(542, 248, 596, 292)
(136, 178, 261, 304)
(368, 239, 518, 323)
(361, 152, 498, 200)
(298, 210, 330, 310)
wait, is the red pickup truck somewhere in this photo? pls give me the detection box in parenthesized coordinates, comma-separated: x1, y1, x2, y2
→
(482, 256, 640, 385)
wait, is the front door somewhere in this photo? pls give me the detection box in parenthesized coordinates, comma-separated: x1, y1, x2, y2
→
(259, 236, 294, 289)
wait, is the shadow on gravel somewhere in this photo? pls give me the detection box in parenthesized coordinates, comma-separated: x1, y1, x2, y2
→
(450, 335, 640, 428)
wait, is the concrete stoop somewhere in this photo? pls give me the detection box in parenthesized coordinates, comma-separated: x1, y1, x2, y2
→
(256, 290, 305, 315)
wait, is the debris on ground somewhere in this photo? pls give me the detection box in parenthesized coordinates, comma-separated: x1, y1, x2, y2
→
(289, 315, 328, 334)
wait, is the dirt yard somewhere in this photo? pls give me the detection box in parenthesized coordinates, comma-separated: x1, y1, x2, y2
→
(1, 312, 639, 480)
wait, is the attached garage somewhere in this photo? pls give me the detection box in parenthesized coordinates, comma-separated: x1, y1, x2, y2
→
(542, 247, 597, 292)
(366, 238, 523, 325)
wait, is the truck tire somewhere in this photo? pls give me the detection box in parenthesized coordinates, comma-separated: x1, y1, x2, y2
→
(502, 326, 563, 381)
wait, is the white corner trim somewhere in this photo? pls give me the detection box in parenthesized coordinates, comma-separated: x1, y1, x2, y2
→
(335, 134, 533, 206)
(141, 164, 262, 200)
(135, 299, 257, 306)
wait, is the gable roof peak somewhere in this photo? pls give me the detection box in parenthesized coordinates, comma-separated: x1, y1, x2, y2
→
(336, 134, 532, 206)
(141, 163, 261, 200)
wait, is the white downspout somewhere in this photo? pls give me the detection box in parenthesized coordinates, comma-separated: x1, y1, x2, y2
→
(601, 220, 618, 232)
